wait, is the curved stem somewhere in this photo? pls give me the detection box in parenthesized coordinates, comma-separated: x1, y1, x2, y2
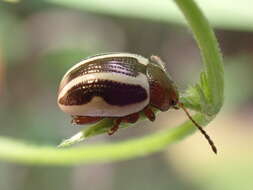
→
(176, 0, 224, 114)
(0, 114, 208, 166)
(0, 0, 224, 165)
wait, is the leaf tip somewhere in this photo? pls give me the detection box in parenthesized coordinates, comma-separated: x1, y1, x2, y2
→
(58, 131, 86, 147)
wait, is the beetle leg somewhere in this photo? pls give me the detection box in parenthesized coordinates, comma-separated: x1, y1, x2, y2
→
(122, 113, 139, 123)
(108, 118, 122, 136)
(143, 107, 156, 121)
(71, 116, 102, 125)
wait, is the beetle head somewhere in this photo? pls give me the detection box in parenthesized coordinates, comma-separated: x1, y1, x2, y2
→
(147, 57, 179, 111)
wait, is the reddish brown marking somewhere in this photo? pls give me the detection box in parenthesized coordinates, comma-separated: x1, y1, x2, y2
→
(108, 118, 122, 135)
(150, 82, 170, 111)
(143, 107, 156, 121)
(71, 116, 102, 125)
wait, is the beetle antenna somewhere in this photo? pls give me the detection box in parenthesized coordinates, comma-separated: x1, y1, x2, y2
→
(178, 103, 217, 154)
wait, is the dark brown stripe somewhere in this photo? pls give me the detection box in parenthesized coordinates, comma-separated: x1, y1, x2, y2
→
(59, 80, 148, 106)
(65, 57, 146, 84)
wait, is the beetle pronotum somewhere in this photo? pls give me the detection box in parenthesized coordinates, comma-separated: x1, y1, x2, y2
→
(57, 53, 217, 153)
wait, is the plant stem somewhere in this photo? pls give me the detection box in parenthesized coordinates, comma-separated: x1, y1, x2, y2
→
(175, 0, 224, 114)
(0, 114, 208, 166)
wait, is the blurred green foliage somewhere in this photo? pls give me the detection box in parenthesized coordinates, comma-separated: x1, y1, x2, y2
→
(48, 0, 253, 31)
(0, 0, 253, 190)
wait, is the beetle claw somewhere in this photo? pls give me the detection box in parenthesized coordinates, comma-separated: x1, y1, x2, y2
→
(71, 120, 78, 125)
(108, 119, 122, 135)
(143, 107, 156, 122)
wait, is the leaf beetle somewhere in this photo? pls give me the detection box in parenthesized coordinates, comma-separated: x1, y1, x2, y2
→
(57, 53, 217, 153)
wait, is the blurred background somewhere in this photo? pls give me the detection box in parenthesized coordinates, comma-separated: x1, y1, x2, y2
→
(1, 0, 253, 190)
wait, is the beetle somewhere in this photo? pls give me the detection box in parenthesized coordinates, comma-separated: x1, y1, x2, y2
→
(57, 53, 217, 153)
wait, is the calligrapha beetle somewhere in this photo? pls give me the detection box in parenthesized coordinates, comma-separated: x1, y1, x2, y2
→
(57, 52, 217, 154)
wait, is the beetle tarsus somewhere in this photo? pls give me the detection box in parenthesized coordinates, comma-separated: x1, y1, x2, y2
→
(108, 119, 122, 135)
(143, 107, 156, 121)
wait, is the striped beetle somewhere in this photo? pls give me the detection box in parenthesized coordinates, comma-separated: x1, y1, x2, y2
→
(57, 53, 217, 153)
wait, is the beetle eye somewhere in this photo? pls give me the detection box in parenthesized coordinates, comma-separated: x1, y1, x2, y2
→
(171, 99, 179, 109)
(170, 100, 177, 106)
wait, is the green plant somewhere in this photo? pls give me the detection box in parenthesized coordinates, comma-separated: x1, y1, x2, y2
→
(0, 0, 224, 166)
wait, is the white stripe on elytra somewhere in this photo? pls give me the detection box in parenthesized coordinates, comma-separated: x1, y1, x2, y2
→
(62, 53, 149, 80)
(58, 96, 149, 117)
(58, 72, 150, 101)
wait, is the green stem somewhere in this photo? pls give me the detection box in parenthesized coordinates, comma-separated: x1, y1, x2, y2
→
(0, 114, 208, 166)
(175, 0, 224, 114)
(0, 0, 224, 166)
